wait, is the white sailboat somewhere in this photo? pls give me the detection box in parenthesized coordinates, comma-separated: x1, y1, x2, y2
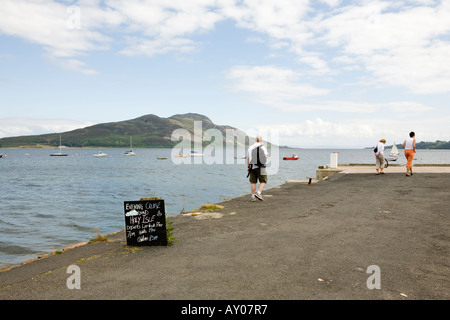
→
(50, 134, 68, 156)
(390, 143, 399, 157)
(189, 150, 203, 157)
(124, 137, 136, 156)
(94, 151, 107, 157)
(387, 142, 399, 161)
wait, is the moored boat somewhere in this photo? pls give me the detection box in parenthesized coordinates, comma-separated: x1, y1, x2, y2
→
(124, 136, 136, 156)
(94, 151, 107, 157)
(389, 143, 399, 157)
(283, 154, 299, 160)
(50, 134, 68, 156)
(190, 150, 203, 157)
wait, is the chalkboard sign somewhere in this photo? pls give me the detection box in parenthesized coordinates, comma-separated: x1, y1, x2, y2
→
(124, 199, 167, 246)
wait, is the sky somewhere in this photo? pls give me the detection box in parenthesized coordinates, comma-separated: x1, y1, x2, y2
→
(0, 0, 449, 148)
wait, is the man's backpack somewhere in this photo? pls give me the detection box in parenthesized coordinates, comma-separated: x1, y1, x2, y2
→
(250, 146, 266, 168)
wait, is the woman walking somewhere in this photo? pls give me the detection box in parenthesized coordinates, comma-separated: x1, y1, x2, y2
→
(402, 132, 416, 176)
(374, 139, 386, 175)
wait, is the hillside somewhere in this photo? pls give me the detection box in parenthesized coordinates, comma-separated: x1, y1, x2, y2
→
(0, 113, 250, 148)
(371, 140, 450, 150)
(415, 140, 450, 149)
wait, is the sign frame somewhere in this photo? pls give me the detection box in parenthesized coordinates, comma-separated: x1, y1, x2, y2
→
(123, 199, 167, 246)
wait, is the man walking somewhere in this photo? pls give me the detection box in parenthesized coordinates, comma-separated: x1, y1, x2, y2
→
(247, 136, 269, 201)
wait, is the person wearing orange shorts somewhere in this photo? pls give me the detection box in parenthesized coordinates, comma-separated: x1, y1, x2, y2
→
(402, 132, 416, 176)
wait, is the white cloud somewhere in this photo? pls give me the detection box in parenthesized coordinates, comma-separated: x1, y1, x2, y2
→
(224, 0, 310, 36)
(0, 118, 94, 138)
(226, 65, 329, 109)
(221, 1, 450, 94)
(278, 101, 433, 114)
(119, 36, 196, 57)
(247, 115, 450, 148)
(247, 118, 386, 148)
(365, 43, 450, 94)
(319, 0, 343, 7)
(1, 0, 449, 96)
(0, 0, 227, 69)
(0, 0, 113, 74)
(107, 0, 225, 57)
(316, 1, 450, 94)
(298, 55, 332, 75)
(226, 64, 435, 113)
(50, 57, 99, 75)
(407, 0, 437, 6)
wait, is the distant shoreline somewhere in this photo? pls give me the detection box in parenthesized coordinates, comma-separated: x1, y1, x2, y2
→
(1, 146, 368, 150)
(0, 145, 179, 149)
(365, 141, 450, 150)
(2, 145, 450, 150)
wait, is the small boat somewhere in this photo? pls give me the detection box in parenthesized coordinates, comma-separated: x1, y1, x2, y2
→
(157, 157, 168, 160)
(94, 151, 107, 157)
(124, 150, 136, 156)
(175, 153, 188, 158)
(50, 152, 68, 157)
(190, 150, 203, 157)
(283, 154, 299, 160)
(389, 143, 399, 157)
(124, 137, 136, 156)
(50, 134, 68, 156)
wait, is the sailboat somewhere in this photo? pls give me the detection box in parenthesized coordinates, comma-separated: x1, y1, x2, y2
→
(50, 134, 68, 156)
(387, 142, 399, 161)
(390, 143, 399, 156)
(189, 150, 203, 157)
(124, 136, 136, 156)
(94, 151, 107, 157)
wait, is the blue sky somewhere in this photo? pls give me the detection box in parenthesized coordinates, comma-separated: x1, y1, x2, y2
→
(1, 0, 449, 148)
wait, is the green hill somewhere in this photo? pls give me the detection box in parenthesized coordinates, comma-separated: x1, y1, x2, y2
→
(375, 140, 450, 150)
(415, 140, 450, 149)
(0, 113, 249, 148)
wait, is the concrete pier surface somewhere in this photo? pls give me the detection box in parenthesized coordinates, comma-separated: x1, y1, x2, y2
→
(339, 163, 450, 174)
(315, 163, 450, 180)
(0, 167, 449, 300)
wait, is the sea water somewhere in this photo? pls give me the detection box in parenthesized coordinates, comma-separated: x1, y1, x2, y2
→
(0, 147, 449, 267)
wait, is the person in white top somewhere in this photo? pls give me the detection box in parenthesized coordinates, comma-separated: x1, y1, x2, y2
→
(374, 139, 386, 175)
(402, 132, 416, 176)
(247, 136, 269, 201)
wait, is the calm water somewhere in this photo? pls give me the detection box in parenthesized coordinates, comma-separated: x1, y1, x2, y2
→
(1, 147, 449, 267)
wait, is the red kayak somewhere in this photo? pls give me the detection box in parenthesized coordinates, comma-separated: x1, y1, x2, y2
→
(283, 156, 299, 160)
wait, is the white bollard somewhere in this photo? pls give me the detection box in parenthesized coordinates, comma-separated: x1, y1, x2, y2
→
(330, 153, 338, 169)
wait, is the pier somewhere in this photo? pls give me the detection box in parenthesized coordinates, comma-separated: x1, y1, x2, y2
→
(0, 166, 449, 300)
